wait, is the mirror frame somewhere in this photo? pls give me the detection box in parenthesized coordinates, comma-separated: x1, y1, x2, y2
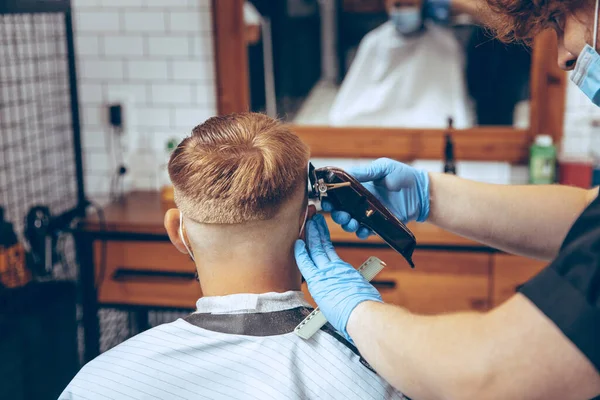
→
(212, 0, 566, 163)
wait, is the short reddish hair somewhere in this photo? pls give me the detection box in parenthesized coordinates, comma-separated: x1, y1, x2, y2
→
(486, 0, 590, 42)
(168, 113, 310, 224)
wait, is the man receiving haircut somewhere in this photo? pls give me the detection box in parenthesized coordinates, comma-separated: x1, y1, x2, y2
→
(60, 112, 405, 400)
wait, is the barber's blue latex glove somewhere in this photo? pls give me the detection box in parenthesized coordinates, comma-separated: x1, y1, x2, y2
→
(322, 158, 430, 239)
(424, 0, 452, 24)
(295, 214, 382, 342)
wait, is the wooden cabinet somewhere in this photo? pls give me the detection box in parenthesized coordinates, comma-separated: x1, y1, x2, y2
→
(304, 247, 550, 314)
(95, 241, 200, 309)
(492, 254, 547, 306)
(338, 248, 492, 313)
(304, 247, 492, 314)
(93, 239, 548, 314)
(85, 193, 549, 314)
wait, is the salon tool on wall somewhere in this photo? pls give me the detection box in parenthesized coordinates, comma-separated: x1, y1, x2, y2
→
(24, 206, 59, 277)
(295, 256, 385, 339)
(107, 103, 127, 201)
(308, 163, 417, 268)
(0, 207, 30, 288)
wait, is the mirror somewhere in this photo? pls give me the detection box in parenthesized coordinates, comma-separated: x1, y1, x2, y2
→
(212, 0, 566, 162)
(245, 0, 532, 130)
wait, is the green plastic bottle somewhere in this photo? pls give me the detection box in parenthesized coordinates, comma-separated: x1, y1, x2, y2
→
(529, 135, 557, 184)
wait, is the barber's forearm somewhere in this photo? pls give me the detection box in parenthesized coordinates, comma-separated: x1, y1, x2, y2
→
(450, 0, 494, 25)
(451, 0, 485, 15)
(347, 301, 489, 400)
(348, 297, 600, 400)
(427, 173, 598, 260)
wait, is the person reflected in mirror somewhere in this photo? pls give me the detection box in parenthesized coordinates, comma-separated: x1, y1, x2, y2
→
(329, 0, 475, 129)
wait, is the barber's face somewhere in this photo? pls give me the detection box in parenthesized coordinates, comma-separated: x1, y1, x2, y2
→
(556, 8, 597, 70)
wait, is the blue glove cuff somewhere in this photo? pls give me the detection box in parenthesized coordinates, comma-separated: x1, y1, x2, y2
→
(339, 297, 383, 344)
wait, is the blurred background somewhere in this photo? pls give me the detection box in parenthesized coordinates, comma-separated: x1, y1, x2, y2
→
(1, 0, 600, 399)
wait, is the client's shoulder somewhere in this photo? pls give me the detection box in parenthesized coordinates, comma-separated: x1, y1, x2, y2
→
(293, 330, 406, 399)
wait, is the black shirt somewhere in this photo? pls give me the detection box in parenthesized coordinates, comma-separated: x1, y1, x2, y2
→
(519, 194, 600, 373)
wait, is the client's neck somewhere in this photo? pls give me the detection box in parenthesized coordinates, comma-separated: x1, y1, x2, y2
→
(194, 241, 301, 297)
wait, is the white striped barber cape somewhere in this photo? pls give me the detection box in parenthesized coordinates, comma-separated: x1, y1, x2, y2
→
(60, 291, 407, 400)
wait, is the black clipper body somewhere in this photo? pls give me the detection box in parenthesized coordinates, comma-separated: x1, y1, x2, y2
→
(308, 164, 416, 268)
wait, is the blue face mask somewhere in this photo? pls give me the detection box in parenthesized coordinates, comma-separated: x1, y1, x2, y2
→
(571, 0, 600, 105)
(390, 8, 423, 35)
(571, 45, 600, 105)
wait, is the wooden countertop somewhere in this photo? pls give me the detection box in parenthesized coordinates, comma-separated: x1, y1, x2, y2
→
(82, 191, 481, 247)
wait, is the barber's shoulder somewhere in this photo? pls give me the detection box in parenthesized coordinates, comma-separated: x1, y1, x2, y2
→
(552, 188, 600, 254)
(487, 294, 600, 399)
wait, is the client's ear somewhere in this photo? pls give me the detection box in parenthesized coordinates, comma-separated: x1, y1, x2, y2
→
(164, 208, 188, 254)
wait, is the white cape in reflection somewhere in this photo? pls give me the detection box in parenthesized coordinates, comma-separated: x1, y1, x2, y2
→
(328, 21, 474, 129)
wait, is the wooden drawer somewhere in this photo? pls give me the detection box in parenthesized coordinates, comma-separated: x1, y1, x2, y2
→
(303, 247, 492, 314)
(372, 269, 490, 313)
(95, 241, 200, 309)
(492, 254, 547, 306)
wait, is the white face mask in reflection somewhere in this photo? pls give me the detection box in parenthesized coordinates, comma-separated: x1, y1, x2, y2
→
(178, 212, 195, 262)
(390, 7, 423, 35)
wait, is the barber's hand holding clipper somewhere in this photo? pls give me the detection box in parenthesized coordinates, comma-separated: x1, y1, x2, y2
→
(295, 158, 430, 339)
(323, 158, 431, 237)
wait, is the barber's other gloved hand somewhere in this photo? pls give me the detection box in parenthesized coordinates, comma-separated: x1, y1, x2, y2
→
(322, 158, 430, 239)
(424, 0, 451, 24)
(295, 214, 382, 341)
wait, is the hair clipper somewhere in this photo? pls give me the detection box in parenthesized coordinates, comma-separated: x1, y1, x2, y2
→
(308, 163, 416, 268)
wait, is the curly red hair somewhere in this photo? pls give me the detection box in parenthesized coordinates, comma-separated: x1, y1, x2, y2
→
(486, 0, 590, 42)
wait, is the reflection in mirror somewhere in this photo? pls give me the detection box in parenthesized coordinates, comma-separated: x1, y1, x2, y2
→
(246, 0, 531, 129)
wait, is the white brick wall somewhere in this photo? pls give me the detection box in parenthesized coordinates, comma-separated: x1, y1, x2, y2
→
(136, 106, 172, 128)
(73, 0, 217, 198)
(172, 60, 213, 81)
(191, 35, 213, 57)
(168, 12, 206, 33)
(561, 75, 600, 159)
(124, 12, 167, 33)
(125, 60, 169, 80)
(105, 83, 149, 105)
(147, 36, 190, 57)
(151, 83, 193, 104)
(80, 59, 125, 80)
(76, 11, 121, 33)
(75, 35, 102, 56)
(82, 128, 107, 150)
(103, 36, 145, 56)
(79, 82, 104, 104)
(173, 106, 214, 130)
(101, 0, 144, 6)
